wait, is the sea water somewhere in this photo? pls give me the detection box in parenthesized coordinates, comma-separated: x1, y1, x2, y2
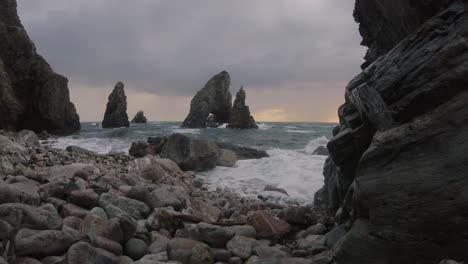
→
(48, 122, 335, 205)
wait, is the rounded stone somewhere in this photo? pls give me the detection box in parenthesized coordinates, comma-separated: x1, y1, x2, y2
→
(124, 238, 148, 260)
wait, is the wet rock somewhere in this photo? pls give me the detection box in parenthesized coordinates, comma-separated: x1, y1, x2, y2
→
(146, 185, 188, 210)
(186, 198, 221, 223)
(0, 182, 40, 206)
(148, 235, 169, 254)
(63, 216, 82, 231)
(15, 229, 80, 256)
(14, 258, 41, 264)
(157, 133, 219, 171)
(61, 203, 89, 218)
(69, 189, 100, 209)
(263, 185, 288, 196)
(67, 241, 96, 264)
(66, 146, 97, 156)
(312, 146, 329, 156)
(182, 71, 232, 128)
(129, 141, 154, 158)
(125, 238, 148, 260)
(225, 225, 256, 238)
(226, 236, 261, 260)
(102, 82, 130, 128)
(131, 111, 148, 124)
(253, 246, 289, 258)
(249, 211, 291, 240)
(181, 222, 234, 248)
(212, 248, 232, 263)
(167, 237, 213, 264)
(40, 256, 66, 264)
(95, 236, 123, 256)
(227, 87, 258, 129)
(217, 149, 237, 167)
(103, 216, 136, 243)
(215, 142, 268, 160)
(100, 193, 150, 220)
(0, 203, 62, 230)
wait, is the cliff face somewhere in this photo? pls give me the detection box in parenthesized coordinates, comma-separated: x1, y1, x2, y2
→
(316, 1, 468, 263)
(0, 0, 80, 135)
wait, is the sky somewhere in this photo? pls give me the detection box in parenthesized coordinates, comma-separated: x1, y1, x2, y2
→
(17, 0, 366, 122)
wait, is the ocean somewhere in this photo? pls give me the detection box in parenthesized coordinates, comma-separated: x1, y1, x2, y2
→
(48, 122, 335, 205)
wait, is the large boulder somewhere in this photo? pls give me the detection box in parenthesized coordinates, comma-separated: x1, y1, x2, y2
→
(102, 82, 130, 128)
(315, 2, 468, 263)
(156, 133, 220, 171)
(227, 87, 258, 129)
(0, 0, 80, 135)
(167, 238, 213, 264)
(182, 71, 232, 128)
(131, 111, 148, 124)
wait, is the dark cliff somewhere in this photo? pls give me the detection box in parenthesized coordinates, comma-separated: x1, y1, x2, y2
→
(315, 1, 468, 263)
(0, 0, 80, 135)
(102, 82, 130, 128)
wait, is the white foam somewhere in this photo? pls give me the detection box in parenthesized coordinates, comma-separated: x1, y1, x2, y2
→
(286, 129, 313, 134)
(199, 137, 328, 205)
(218, 123, 228, 128)
(171, 128, 201, 134)
(46, 137, 130, 154)
(304, 136, 329, 154)
(257, 123, 273, 130)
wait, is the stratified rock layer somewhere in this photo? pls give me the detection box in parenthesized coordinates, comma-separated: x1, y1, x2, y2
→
(102, 82, 130, 128)
(131, 111, 147, 124)
(0, 0, 80, 135)
(182, 71, 232, 128)
(227, 87, 258, 129)
(315, 1, 468, 263)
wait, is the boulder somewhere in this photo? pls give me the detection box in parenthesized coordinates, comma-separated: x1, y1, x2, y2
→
(226, 236, 261, 260)
(131, 111, 148, 123)
(312, 146, 329, 156)
(124, 238, 148, 260)
(227, 87, 258, 129)
(157, 133, 219, 171)
(67, 241, 97, 264)
(102, 82, 130, 128)
(129, 141, 155, 158)
(215, 142, 268, 160)
(69, 189, 100, 209)
(167, 238, 213, 264)
(14, 229, 80, 256)
(0, 182, 40, 206)
(0, 0, 80, 135)
(0, 203, 62, 230)
(248, 211, 291, 240)
(182, 71, 232, 128)
(180, 222, 234, 248)
(100, 193, 150, 220)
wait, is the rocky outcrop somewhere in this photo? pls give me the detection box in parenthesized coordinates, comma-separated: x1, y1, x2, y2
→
(182, 71, 232, 128)
(102, 82, 130, 128)
(227, 87, 258, 129)
(129, 134, 269, 167)
(131, 111, 147, 124)
(0, 0, 80, 135)
(315, 1, 468, 263)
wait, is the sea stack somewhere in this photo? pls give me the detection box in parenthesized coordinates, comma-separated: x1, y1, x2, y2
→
(131, 111, 147, 123)
(0, 0, 80, 135)
(314, 1, 468, 263)
(181, 71, 232, 128)
(102, 82, 130, 128)
(227, 87, 258, 129)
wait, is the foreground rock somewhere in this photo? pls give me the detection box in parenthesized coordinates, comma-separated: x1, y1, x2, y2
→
(315, 1, 468, 263)
(131, 111, 148, 124)
(0, 0, 80, 135)
(0, 129, 335, 263)
(102, 82, 130, 128)
(227, 87, 258, 129)
(182, 71, 232, 128)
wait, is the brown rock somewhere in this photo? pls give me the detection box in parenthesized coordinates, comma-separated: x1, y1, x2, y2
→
(249, 211, 291, 239)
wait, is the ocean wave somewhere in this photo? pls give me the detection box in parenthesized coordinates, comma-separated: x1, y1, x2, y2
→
(304, 136, 329, 154)
(286, 129, 313, 134)
(199, 142, 327, 205)
(46, 137, 131, 154)
(257, 123, 272, 130)
(171, 128, 201, 134)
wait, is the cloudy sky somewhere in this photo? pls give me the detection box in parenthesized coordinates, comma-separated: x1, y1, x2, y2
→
(17, 0, 366, 122)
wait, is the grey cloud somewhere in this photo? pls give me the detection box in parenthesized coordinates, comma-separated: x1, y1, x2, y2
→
(17, 0, 365, 97)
